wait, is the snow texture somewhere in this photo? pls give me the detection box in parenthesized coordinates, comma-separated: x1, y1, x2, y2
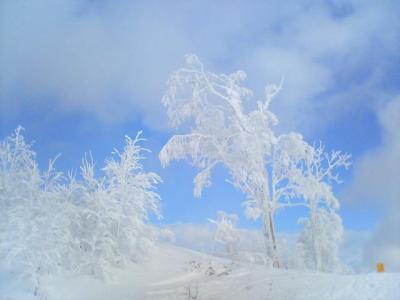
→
(1, 244, 398, 300)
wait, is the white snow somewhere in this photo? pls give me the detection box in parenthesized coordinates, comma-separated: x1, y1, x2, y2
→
(1, 244, 399, 300)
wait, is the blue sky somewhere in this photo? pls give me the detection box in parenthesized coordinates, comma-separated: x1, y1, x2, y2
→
(1, 0, 399, 268)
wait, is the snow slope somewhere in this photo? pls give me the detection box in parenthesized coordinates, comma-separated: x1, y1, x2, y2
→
(1, 244, 399, 300)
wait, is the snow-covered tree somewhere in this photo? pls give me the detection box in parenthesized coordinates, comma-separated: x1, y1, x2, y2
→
(104, 133, 162, 259)
(208, 211, 240, 255)
(159, 55, 312, 266)
(293, 144, 351, 272)
(0, 128, 163, 291)
(75, 132, 162, 279)
(295, 208, 344, 272)
(242, 132, 314, 264)
(0, 127, 76, 295)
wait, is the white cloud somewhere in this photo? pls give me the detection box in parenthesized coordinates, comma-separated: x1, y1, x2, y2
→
(166, 222, 266, 255)
(364, 209, 400, 272)
(345, 97, 400, 271)
(346, 98, 400, 204)
(1, 0, 399, 132)
(238, 1, 400, 132)
(340, 230, 371, 272)
(167, 223, 216, 253)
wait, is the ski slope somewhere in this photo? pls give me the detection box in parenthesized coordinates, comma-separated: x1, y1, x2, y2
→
(1, 245, 399, 300)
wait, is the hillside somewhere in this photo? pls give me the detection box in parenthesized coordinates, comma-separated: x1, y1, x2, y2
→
(2, 244, 399, 300)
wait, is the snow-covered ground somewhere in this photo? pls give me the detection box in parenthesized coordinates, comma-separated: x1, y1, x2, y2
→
(1, 244, 399, 300)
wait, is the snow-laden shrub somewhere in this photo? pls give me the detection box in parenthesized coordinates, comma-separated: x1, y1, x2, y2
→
(290, 144, 350, 272)
(75, 133, 161, 279)
(0, 128, 162, 290)
(0, 127, 75, 294)
(291, 208, 344, 272)
(208, 211, 240, 256)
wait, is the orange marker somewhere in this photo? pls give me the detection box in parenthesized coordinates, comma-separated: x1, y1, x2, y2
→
(376, 262, 385, 273)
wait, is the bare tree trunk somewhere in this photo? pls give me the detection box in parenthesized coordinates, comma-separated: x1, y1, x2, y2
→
(262, 213, 271, 259)
(269, 210, 280, 268)
(261, 201, 279, 267)
(310, 203, 321, 271)
(263, 163, 280, 268)
(260, 175, 280, 268)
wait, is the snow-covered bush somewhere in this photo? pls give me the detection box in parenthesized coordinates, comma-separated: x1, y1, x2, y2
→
(291, 144, 350, 272)
(75, 133, 162, 279)
(208, 211, 240, 256)
(0, 127, 76, 295)
(0, 128, 162, 290)
(294, 208, 344, 272)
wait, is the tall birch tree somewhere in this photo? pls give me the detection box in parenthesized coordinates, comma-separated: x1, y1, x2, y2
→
(160, 55, 310, 266)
